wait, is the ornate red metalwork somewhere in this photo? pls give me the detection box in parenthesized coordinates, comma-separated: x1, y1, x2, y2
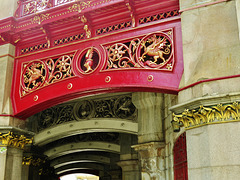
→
(174, 133, 188, 180)
(7, 0, 183, 119)
(21, 43, 49, 54)
(20, 52, 75, 96)
(102, 30, 174, 71)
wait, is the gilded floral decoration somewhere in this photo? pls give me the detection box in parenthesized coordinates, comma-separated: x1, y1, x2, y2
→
(172, 102, 240, 130)
(0, 132, 33, 149)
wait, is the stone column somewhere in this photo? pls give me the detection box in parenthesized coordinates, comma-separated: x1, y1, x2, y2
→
(0, 131, 33, 180)
(172, 101, 240, 180)
(117, 134, 140, 180)
(176, 0, 240, 178)
(236, 0, 240, 40)
(117, 160, 140, 180)
(0, 44, 24, 127)
(132, 92, 165, 179)
(132, 92, 164, 143)
(21, 164, 30, 180)
(186, 122, 240, 179)
(0, 43, 26, 132)
(0, 147, 7, 180)
(0, 42, 29, 180)
(3, 147, 24, 180)
(108, 169, 122, 180)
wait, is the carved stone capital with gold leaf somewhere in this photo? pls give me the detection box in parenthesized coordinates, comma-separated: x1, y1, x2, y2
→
(172, 102, 240, 131)
(0, 131, 33, 149)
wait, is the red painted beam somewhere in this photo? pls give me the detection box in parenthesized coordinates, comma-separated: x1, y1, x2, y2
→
(11, 18, 183, 119)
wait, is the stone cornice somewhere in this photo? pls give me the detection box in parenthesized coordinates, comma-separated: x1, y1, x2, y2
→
(170, 92, 240, 114)
(0, 126, 35, 136)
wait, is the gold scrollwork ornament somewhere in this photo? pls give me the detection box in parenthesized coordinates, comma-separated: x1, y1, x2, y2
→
(0, 132, 33, 149)
(172, 102, 240, 130)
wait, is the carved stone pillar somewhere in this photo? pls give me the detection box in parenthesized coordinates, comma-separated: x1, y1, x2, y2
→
(1, 147, 24, 180)
(0, 131, 33, 180)
(118, 133, 140, 179)
(132, 142, 165, 180)
(21, 164, 30, 180)
(172, 102, 240, 179)
(108, 169, 121, 180)
(132, 92, 165, 179)
(0, 146, 7, 180)
(132, 92, 164, 143)
(4, 147, 24, 180)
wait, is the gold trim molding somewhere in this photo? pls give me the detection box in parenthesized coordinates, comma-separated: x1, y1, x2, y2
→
(172, 102, 240, 130)
(0, 132, 33, 149)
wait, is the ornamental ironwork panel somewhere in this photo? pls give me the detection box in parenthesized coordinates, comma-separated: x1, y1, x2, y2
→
(102, 30, 174, 71)
(21, 53, 75, 96)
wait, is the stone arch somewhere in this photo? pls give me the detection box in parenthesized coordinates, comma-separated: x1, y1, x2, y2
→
(34, 119, 138, 146)
(55, 163, 105, 175)
(45, 141, 120, 159)
(26, 93, 139, 179)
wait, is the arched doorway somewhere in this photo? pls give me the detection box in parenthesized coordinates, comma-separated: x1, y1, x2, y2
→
(26, 93, 138, 179)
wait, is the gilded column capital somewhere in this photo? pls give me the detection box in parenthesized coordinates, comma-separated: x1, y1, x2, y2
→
(172, 102, 240, 131)
(0, 131, 33, 149)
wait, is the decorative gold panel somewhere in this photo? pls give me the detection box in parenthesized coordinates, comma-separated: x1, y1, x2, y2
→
(0, 132, 33, 149)
(172, 102, 240, 130)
